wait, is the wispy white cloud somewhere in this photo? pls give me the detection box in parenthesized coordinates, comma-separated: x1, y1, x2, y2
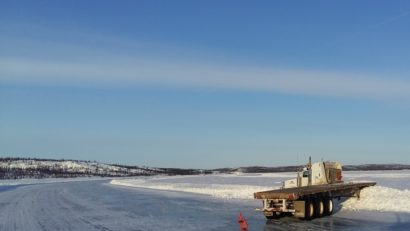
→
(1, 24, 410, 101)
(2, 56, 410, 101)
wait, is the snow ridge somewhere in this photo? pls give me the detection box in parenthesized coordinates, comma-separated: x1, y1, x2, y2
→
(342, 186, 410, 213)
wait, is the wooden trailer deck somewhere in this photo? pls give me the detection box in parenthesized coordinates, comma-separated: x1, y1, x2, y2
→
(254, 182, 376, 200)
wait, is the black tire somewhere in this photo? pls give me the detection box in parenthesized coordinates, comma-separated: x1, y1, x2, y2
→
(265, 212, 281, 220)
(265, 215, 279, 220)
(323, 197, 334, 216)
(314, 198, 325, 218)
(304, 199, 315, 220)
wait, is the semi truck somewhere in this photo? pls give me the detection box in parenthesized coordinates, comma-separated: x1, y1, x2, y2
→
(254, 158, 376, 220)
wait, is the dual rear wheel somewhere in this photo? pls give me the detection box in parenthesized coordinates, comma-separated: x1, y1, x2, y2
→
(303, 197, 333, 220)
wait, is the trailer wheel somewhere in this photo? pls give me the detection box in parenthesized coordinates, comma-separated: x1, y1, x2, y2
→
(265, 214, 280, 220)
(304, 199, 315, 220)
(323, 198, 334, 216)
(314, 198, 324, 217)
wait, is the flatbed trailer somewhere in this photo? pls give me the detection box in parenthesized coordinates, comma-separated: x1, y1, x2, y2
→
(254, 182, 376, 220)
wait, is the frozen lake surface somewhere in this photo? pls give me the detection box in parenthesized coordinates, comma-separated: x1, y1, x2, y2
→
(0, 171, 409, 230)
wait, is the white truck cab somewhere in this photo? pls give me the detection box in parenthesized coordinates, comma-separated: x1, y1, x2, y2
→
(283, 158, 342, 188)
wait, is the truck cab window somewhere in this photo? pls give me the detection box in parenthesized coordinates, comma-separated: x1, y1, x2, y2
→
(303, 171, 309, 177)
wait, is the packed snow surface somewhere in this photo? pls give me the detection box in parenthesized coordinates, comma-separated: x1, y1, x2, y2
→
(111, 170, 410, 213)
(0, 177, 106, 186)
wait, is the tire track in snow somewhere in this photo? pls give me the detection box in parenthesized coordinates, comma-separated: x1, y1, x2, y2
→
(0, 184, 113, 231)
(0, 181, 228, 231)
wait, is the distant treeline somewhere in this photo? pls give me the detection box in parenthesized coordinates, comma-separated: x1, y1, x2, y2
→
(158, 168, 213, 176)
(0, 157, 91, 162)
(214, 164, 410, 173)
(343, 164, 410, 171)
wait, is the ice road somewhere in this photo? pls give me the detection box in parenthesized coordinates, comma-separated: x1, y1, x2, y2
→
(0, 179, 409, 231)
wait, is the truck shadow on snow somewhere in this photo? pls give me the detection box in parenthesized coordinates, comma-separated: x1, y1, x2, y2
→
(263, 216, 410, 231)
(262, 203, 410, 231)
(261, 198, 410, 231)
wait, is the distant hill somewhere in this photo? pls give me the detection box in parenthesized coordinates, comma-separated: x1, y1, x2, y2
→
(213, 164, 410, 174)
(343, 164, 410, 171)
(0, 157, 210, 179)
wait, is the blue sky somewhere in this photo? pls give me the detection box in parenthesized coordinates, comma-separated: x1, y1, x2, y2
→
(1, 1, 410, 168)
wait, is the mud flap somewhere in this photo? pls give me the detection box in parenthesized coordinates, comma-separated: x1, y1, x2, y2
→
(294, 201, 305, 218)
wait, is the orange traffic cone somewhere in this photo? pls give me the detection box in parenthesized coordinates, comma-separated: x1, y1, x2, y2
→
(237, 212, 248, 231)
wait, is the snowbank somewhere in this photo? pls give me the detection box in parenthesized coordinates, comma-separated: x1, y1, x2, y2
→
(342, 186, 410, 213)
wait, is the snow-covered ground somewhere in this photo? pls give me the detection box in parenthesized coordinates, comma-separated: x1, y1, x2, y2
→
(111, 170, 410, 213)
